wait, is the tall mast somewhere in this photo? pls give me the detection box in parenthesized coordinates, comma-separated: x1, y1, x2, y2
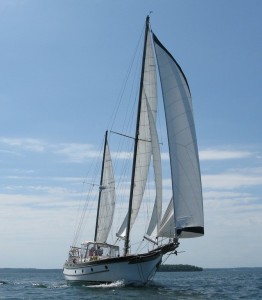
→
(94, 130, 108, 242)
(124, 16, 150, 255)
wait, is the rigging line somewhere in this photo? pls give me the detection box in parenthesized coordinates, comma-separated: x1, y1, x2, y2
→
(72, 183, 95, 246)
(110, 130, 152, 143)
(135, 239, 148, 254)
(72, 137, 105, 246)
(110, 130, 134, 140)
(107, 23, 145, 131)
(71, 180, 87, 246)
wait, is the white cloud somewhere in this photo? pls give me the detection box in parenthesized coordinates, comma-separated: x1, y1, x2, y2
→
(0, 137, 46, 152)
(53, 143, 101, 163)
(0, 137, 102, 162)
(1, 137, 259, 165)
(158, 148, 254, 162)
(202, 167, 262, 189)
(199, 149, 253, 160)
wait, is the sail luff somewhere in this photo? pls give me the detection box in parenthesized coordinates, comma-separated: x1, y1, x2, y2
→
(153, 33, 204, 238)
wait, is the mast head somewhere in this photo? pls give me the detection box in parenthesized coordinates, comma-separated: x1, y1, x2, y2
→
(146, 14, 150, 25)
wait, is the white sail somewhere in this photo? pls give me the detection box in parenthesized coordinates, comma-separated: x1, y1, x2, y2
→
(96, 140, 116, 243)
(117, 29, 157, 238)
(153, 34, 204, 238)
(145, 96, 162, 236)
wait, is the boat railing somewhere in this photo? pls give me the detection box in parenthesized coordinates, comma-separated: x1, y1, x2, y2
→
(66, 242, 120, 265)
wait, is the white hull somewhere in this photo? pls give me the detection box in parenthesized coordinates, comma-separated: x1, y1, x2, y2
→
(63, 251, 162, 284)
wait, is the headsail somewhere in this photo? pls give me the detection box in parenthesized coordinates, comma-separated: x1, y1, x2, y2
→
(153, 33, 204, 238)
(94, 131, 116, 243)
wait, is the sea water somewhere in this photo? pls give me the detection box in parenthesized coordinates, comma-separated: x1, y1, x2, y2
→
(0, 268, 261, 299)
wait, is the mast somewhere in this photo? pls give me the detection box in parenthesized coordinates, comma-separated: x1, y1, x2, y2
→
(124, 16, 150, 255)
(94, 130, 108, 242)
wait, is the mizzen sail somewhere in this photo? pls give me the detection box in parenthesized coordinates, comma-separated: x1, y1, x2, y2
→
(95, 132, 116, 243)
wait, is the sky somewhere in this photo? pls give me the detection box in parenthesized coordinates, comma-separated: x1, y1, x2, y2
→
(0, 0, 262, 269)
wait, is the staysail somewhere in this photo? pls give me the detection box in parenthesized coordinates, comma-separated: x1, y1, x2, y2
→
(94, 131, 116, 243)
(153, 33, 204, 238)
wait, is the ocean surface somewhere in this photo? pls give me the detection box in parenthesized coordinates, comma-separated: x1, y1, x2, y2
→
(0, 268, 261, 299)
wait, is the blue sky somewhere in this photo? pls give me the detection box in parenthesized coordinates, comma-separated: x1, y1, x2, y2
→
(0, 0, 262, 269)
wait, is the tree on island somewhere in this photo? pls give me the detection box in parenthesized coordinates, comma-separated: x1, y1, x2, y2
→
(157, 264, 203, 272)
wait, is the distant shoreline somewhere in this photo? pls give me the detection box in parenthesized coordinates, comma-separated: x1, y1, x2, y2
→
(157, 264, 203, 272)
(1, 266, 261, 270)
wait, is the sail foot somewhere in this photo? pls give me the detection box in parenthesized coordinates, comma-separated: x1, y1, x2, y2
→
(177, 226, 204, 238)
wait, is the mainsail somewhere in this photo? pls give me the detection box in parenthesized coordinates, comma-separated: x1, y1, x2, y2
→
(153, 34, 204, 238)
(117, 28, 157, 239)
(94, 131, 116, 243)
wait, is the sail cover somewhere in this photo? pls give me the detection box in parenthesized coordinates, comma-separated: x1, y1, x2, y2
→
(117, 29, 157, 238)
(96, 140, 115, 243)
(153, 33, 204, 238)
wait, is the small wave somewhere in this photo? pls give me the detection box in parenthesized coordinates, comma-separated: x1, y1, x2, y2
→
(32, 283, 48, 288)
(0, 281, 8, 285)
(52, 283, 69, 289)
(85, 280, 125, 288)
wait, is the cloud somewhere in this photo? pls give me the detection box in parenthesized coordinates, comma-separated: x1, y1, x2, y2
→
(54, 143, 101, 163)
(159, 148, 254, 162)
(2, 136, 258, 165)
(0, 137, 101, 162)
(202, 167, 262, 190)
(0, 137, 46, 152)
(111, 151, 132, 160)
(199, 149, 253, 160)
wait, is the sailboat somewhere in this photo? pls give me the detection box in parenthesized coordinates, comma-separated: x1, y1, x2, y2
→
(63, 15, 204, 285)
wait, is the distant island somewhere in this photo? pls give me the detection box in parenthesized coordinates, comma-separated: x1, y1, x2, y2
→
(157, 264, 203, 272)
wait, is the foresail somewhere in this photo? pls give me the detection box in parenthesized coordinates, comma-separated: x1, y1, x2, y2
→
(96, 141, 115, 243)
(117, 29, 157, 238)
(153, 33, 204, 238)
